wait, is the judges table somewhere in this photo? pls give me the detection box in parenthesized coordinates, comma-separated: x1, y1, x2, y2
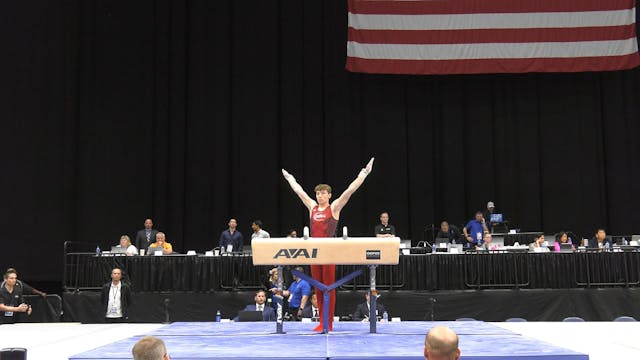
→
(65, 251, 640, 292)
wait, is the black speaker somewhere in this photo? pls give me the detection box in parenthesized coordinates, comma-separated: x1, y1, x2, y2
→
(0, 348, 27, 360)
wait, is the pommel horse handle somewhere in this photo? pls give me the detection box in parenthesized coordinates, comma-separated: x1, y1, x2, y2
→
(251, 237, 400, 266)
(252, 237, 400, 334)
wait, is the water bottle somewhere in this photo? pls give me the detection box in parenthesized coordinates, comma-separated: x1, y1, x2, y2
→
(605, 242, 610, 250)
(383, 311, 389, 322)
(215, 310, 221, 322)
(96, 246, 101, 255)
(452, 239, 456, 245)
(431, 243, 436, 254)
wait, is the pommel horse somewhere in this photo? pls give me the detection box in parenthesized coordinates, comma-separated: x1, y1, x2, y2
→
(252, 236, 400, 334)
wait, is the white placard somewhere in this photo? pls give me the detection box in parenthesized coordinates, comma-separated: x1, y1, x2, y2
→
(154, 250, 163, 256)
(205, 251, 214, 257)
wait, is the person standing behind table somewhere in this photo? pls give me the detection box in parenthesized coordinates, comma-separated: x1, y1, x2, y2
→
(283, 267, 311, 321)
(147, 232, 173, 255)
(463, 211, 488, 249)
(251, 220, 270, 241)
(483, 201, 498, 226)
(219, 218, 244, 253)
(374, 212, 396, 238)
(0, 269, 32, 324)
(101, 267, 133, 323)
(135, 218, 158, 252)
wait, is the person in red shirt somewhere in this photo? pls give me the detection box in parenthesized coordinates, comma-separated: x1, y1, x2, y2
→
(282, 157, 374, 331)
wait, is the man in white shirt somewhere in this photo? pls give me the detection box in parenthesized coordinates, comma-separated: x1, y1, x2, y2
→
(301, 293, 320, 321)
(101, 267, 132, 322)
(234, 290, 275, 321)
(251, 220, 270, 240)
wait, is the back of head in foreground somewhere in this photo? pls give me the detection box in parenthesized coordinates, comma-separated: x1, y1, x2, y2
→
(424, 326, 460, 360)
(132, 336, 170, 360)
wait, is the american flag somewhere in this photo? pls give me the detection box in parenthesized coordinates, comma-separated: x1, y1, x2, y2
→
(346, 0, 640, 75)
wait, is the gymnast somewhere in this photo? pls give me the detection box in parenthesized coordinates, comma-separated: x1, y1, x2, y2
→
(282, 157, 374, 331)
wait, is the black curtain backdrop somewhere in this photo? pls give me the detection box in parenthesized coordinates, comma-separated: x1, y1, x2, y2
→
(2, 1, 640, 281)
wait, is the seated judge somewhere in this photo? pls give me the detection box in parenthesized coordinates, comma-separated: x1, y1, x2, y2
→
(528, 234, 549, 252)
(436, 221, 461, 243)
(476, 233, 498, 251)
(116, 235, 138, 256)
(301, 293, 320, 321)
(374, 212, 396, 238)
(233, 290, 275, 321)
(352, 291, 386, 322)
(553, 231, 574, 252)
(588, 228, 612, 250)
(147, 232, 173, 255)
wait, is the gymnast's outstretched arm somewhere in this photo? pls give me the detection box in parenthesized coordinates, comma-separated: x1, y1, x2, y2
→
(282, 169, 317, 212)
(331, 157, 374, 217)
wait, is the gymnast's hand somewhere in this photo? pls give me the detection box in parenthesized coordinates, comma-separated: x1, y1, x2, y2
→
(360, 157, 375, 176)
(282, 169, 294, 181)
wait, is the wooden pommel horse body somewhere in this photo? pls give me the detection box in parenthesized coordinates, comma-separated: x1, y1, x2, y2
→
(252, 237, 400, 333)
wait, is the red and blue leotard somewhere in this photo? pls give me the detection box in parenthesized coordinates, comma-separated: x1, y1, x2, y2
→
(310, 205, 338, 329)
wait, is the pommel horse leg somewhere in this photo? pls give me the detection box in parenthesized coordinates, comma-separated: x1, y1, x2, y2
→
(369, 264, 377, 333)
(276, 265, 285, 334)
(291, 268, 363, 333)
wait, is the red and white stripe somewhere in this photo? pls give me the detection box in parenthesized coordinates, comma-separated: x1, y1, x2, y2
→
(346, 0, 640, 75)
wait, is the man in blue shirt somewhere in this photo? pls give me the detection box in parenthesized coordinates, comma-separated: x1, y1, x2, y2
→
(463, 211, 488, 248)
(218, 218, 244, 252)
(284, 267, 311, 321)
